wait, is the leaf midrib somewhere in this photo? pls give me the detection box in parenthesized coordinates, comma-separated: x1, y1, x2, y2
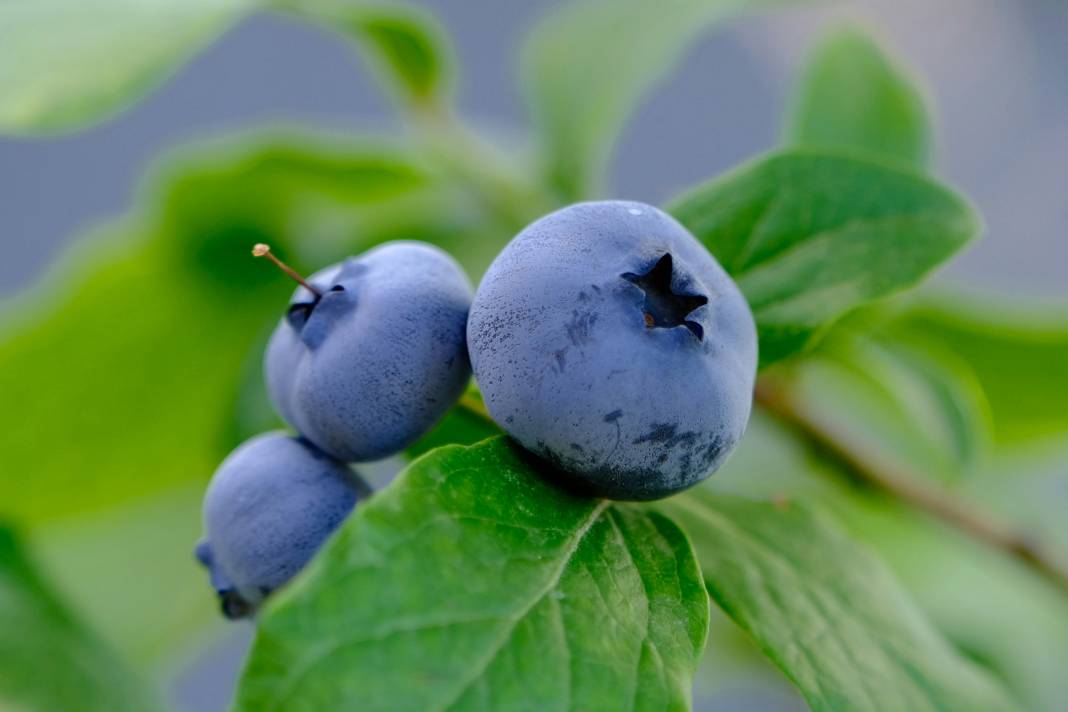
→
(436, 499, 611, 711)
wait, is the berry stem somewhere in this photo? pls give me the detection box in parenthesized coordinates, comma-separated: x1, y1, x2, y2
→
(252, 244, 322, 298)
(755, 378, 1068, 598)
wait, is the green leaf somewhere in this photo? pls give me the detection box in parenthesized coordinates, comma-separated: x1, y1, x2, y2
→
(789, 335, 992, 480)
(0, 0, 254, 135)
(0, 525, 158, 711)
(668, 149, 979, 365)
(0, 231, 272, 523)
(153, 132, 438, 291)
(31, 485, 221, 663)
(890, 294, 1068, 447)
(235, 436, 709, 710)
(697, 382, 1067, 708)
(279, 0, 453, 110)
(788, 26, 931, 167)
(826, 474, 1068, 711)
(522, 0, 805, 200)
(661, 491, 1020, 712)
(0, 135, 453, 524)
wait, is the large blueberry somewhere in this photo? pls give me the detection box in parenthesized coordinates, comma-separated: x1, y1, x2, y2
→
(467, 201, 757, 500)
(265, 241, 473, 462)
(197, 432, 369, 618)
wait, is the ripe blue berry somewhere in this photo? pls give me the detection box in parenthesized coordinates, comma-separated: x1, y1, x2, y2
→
(196, 432, 369, 618)
(264, 241, 473, 462)
(467, 201, 757, 500)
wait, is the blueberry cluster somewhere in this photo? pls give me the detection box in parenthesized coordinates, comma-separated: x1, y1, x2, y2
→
(196, 242, 474, 618)
(196, 202, 757, 618)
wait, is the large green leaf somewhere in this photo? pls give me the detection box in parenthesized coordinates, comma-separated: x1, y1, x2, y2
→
(235, 437, 709, 710)
(668, 149, 978, 365)
(0, 231, 271, 523)
(662, 491, 1019, 712)
(522, 0, 804, 200)
(0, 525, 158, 711)
(890, 294, 1068, 447)
(0, 136, 451, 525)
(279, 0, 453, 111)
(0, 0, 254, 135)
(788, 26, 930, 167)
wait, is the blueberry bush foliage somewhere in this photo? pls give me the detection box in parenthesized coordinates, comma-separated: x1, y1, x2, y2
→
(2, 1, 1067, 710)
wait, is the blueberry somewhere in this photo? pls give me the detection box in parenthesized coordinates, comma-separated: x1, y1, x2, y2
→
(467, 201, 757, 500)
(264, 241, 474, 462)
(196, 432, 370, 618)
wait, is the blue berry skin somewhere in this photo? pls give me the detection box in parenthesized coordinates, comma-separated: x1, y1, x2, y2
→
(265, 241, 474, 462)
(198, 432, 369, 617)
(467, 201, 757, 500)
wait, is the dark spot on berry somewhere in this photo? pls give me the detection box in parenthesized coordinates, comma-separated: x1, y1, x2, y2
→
(565, 310, 597, 346)
(554, 348, 568, 372)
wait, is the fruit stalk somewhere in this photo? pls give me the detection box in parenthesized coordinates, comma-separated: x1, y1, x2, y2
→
(754, 379, 1068, 597)
(252, 243, 322, 298)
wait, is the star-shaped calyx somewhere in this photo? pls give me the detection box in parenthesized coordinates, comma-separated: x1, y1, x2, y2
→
(621, 253, 709, 340)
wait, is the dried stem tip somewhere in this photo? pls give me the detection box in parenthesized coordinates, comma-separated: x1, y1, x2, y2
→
(252, 243, 323, 298)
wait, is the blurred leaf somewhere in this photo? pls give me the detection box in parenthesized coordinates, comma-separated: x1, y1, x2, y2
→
(0, 525, 159, 711)
(661, 491, 1020, 712)
(235, 437, 708, 710)
(522, 0, 806, 200)
(279, 0, 453, 110)
(668, 149, 979, 365)
(788, 26, 930, 167)
(0, 0, 254, 135)
(155, 133, 438, 288)
(829, 480, 1068, 712)
(692, 603, 807, 709)
(226, 325, 287, 446)
(32, 485, 220, 664)
(0, 134, 467, 524)
(154, 131, 507, 286)
(711, 385, 1068, 709)
(789, 336, 992, 480)
(0, 232, 273, 523)
(890, 295, 1068, 447)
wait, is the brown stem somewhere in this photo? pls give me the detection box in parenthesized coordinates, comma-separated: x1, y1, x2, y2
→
(754, 379, 1068, 597)
(252, 244, 322, 298)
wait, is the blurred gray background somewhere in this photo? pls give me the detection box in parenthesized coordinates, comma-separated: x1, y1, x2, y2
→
(2, 0, 1064, 709)
(1, 0, 1066, 300)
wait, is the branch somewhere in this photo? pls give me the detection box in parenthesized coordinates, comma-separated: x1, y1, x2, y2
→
(755, 379, 1068, 597)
